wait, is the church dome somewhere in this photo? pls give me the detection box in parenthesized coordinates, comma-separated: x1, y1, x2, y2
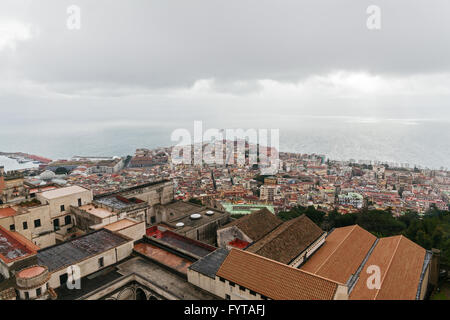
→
(40, 170, 56, 181)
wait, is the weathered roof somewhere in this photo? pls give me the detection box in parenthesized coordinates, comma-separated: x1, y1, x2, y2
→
(0, 226, 38, 263)
(349, 235, 426, 300)
(301, 225, 377, 284)
(216, 248, 341, 300)
(220, 208, 282, 242)
(189, 248, 230, 279)
(37, 229, 130, 272)
(246, 215, 325, 264)
(39, 185, 89, 200)
(103, 218, 138, 232)
(0, 207, 16, 218)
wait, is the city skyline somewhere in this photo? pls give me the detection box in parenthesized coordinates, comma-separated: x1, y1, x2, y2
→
(1, 1, 450, 168)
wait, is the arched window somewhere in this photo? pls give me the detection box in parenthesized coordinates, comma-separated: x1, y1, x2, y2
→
(135, 288, 147, 300)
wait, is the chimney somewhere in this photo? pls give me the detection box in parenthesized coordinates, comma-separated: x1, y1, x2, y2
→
(0, 166, 4, 176)
(429, 248, 441, 288)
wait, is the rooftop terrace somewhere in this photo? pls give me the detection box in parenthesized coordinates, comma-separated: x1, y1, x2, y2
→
(134, 242, 193, 274)
(79, 204, 114, 219)
(146, 226, 216, 258)
(39, 185, 89, 200)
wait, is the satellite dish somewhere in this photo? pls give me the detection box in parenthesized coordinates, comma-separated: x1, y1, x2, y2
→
(206, 210, 214, 216)
(176, 222, 185, 228)
(190, 214, 202, 220)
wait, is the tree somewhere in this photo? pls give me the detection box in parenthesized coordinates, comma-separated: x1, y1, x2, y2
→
(55, 167, 69, 175)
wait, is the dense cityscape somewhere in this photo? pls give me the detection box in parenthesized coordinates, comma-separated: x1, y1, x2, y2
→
(0, 143, 449, 301)
(1, 0, 449, 311)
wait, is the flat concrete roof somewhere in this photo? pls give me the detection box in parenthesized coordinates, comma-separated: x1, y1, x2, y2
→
(104, 219, 138, 232)
(80, 204, 114, 219)
(134, 242, 192, 274)
(39, 185, 89, 200)
(170, 207, 227, 232)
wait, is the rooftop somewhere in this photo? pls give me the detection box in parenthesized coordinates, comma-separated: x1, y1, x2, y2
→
(216, 248, 341, 300)
(0, 207, 16, 219)
(37, 229, 130, 272)
(39, 185, 89, 200)
(94, 195, 145, 211)
(134, 242, 193, 274)
(220, 208, 283, 242)
(349, 235, 427, 300)
(168, 206, 228, 232)
(17, 266, 46, 279)
(0, 226, 39, 263)
(79, 204, 114, 219)
(55, 265, 124, 300)
(104, 218, 138, 232)
(146, 226, 216, 258)
(246, 215, 325, 264)
(221, 203, 275, 215)
(189, 248, 230, 279)
(301, 225, 377, 284)
(300, 225, 430, 300)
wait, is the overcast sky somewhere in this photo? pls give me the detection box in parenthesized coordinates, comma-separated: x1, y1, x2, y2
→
(1, 1, 450, 161)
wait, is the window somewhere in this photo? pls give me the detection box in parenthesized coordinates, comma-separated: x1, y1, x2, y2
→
(65, 215, 72, 225)
(53, 218, 60, 230)
(78, 198, 82, 206)
(98, 257, 104, 268)
(250, 290, 256, 296)
(34, 219, 41, 228)
(229, 281, 235, 287)
(23, 221, 28, 230)
(9, 224, 15, 231)
(219, 277, 225, 283)
(59, 273, 68, 287)
(36, 288, 41, 296)
(261, 295, 268, 300)
(150, 216, 156, 224)
(24, 291, 29, 299)
(225, 294, 230, 300)
(239, 285, 245, 291)
(60, 205, 65, 212)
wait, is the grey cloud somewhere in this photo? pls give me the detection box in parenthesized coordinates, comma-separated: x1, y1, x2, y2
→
(1, 0, 449, 91)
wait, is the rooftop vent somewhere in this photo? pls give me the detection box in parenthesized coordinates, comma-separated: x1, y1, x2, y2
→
(190, 213, 202, 220)
(205, 210, 214, 216)
(175, 222, 185, 228)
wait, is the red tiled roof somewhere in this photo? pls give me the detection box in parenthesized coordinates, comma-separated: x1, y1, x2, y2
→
(216, 248, 341, 300)
(301, 225, 377, 284)
(349, 235, 426, 300)
(0, 207, 16, 218)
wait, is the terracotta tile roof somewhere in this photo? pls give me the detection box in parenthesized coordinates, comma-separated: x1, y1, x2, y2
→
(219, 208, 282, 242)
(216, 248, 341, 300)
(0, 226, 39, 263)
(246, 215, 325, 264)
(349, 235, 426, 300)
(0, 207, 16, 218)
(301, 225, 377, 284)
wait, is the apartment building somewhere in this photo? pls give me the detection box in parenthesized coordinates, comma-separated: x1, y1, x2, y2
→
(36, 186, 93, 242)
